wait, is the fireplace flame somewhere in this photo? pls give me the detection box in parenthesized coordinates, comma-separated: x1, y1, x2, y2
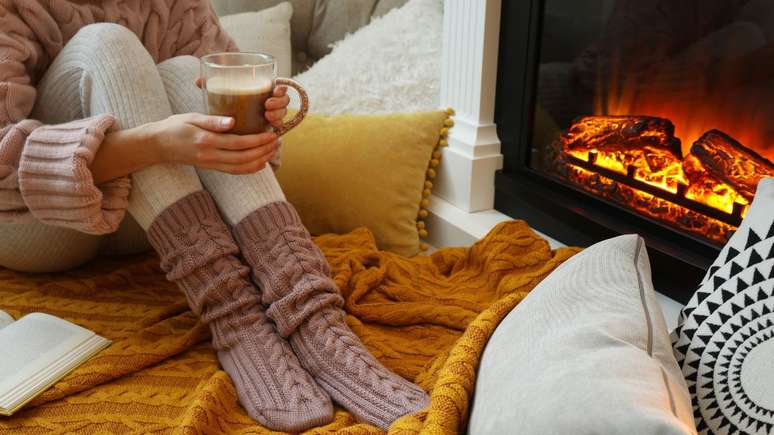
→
(565, 146, 749, 216)
(596, 70, 774, 162)
(551, 116, 774, 244)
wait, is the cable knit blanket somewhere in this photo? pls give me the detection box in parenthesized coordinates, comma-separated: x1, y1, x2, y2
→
(0, 221, 577, 434)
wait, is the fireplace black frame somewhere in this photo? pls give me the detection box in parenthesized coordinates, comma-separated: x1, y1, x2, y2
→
(493, 0, 721, 304)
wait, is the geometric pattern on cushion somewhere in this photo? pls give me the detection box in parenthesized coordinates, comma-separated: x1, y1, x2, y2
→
(672, 178, 774, 435)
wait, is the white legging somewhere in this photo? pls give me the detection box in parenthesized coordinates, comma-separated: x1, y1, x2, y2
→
(0, 23, 286, 272)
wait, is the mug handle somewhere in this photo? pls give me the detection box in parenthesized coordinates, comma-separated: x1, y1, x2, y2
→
(273, 78, 309, 136)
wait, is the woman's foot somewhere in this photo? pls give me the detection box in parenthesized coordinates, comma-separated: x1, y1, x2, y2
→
(146, 191, 332, 431)
(215, 309, 333, 432)
(290, 307, 430, 429)
(234, 201, 430, 430)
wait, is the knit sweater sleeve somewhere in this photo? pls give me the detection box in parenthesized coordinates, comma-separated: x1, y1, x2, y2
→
(0, 13, 130, 234)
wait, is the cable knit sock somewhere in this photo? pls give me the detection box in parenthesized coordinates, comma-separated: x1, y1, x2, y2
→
(234, 201, 430, 429)
(146, 191, 332, 432)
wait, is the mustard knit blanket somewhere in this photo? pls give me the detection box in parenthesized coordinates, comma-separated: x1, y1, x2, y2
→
(0, 221, 577, 434)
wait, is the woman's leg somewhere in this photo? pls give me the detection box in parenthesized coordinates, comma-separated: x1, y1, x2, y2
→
(158, 55, 429, 429)
(37, 24, 331, 431)
(0, 222, 101, 272)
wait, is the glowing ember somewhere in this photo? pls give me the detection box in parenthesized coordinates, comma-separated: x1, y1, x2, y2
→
(682, 154, 746, 217)
(548, 115, 774, 245)
(688, 130, 774, 201)
(563, 116, 686, 193)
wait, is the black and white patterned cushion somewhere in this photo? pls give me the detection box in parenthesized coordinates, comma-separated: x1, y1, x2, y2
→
(672, 178, 774, 434)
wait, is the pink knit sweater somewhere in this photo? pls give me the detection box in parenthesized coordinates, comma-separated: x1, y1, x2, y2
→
(0, 0, 236, 234)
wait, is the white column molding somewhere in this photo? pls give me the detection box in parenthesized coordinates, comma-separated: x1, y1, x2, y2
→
(435, 0, 503, 212)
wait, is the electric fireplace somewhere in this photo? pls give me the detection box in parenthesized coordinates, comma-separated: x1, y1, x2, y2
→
(494, 0, 774, 303)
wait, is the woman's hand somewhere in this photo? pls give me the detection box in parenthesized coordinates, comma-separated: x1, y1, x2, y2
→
(148, 113, 280, 174)
(265, 85, 290, 128)
(91, 82, 290, 184)
(91, 113, 279, 184)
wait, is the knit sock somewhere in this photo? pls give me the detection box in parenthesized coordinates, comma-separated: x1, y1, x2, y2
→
(233, 201, 430, 429)
(146, 191, 332, 432)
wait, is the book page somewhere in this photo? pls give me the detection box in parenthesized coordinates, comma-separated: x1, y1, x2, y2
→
(0, 313, 93, 394)
(0, 310, 13, 330)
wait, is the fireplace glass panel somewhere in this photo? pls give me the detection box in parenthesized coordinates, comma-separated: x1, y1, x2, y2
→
(531, 0, 774, 245)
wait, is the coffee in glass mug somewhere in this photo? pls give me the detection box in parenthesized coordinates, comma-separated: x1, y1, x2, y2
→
(200, 52, 309, 135)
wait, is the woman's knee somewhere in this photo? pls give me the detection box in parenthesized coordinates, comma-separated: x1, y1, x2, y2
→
(32, 23, 158, 124)
(157, 55, 199, 93)
(71, 23, 144, 53)
(0, 223, 101, 273)
(158, 56, 203, 113)
(64, 23, 157, 79)
(40, 21, 171, 127)
(158, 55, 200, 76)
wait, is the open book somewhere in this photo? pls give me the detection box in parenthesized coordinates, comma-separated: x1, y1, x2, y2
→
(0, 310, 110, 416)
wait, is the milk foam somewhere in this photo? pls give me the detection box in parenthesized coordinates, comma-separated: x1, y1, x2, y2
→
(206, 76, 273, 95)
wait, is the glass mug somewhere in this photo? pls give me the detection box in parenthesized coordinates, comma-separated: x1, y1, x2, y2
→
(200, 52, 309, 135)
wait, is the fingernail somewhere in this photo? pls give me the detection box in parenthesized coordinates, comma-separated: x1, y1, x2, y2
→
(220, 117, 233, 127)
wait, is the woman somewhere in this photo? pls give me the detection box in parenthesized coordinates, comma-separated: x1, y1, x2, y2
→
(0, 1, 427, 431)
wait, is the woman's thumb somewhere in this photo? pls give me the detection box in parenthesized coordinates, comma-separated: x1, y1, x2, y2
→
(184, 113, 234, 132)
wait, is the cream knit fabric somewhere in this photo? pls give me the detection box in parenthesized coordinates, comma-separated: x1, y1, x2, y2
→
(157, 55, 286, 226)
(0, 222, 102, 273)
(0, 0, 234, 231)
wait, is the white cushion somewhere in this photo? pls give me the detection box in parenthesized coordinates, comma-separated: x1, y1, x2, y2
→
(672, 177, 774, 434)
(469, 234, 696, 434)
(289, 0, 442, 114)
(218, 3, 294, 77)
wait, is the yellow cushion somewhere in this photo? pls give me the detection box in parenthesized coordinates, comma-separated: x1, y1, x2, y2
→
(277, 110, 452, 256)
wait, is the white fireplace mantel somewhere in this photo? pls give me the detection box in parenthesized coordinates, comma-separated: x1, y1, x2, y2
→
(434, 0, 503, 213)
(426, 1, 576, 252)
(429, 0, 519, 249)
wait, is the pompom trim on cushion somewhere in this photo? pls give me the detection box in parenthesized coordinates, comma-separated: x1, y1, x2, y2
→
(417, 107, 454, 251)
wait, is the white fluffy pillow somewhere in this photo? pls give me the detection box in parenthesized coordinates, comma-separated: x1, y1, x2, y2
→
(218, 2, 294, 77)
(290, 0, 442, 114)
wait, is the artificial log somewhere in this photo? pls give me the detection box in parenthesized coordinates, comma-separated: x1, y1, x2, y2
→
(563, 115, 683, 159)
(549, 115, 770, 245)
(688, 129, 774, 200)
